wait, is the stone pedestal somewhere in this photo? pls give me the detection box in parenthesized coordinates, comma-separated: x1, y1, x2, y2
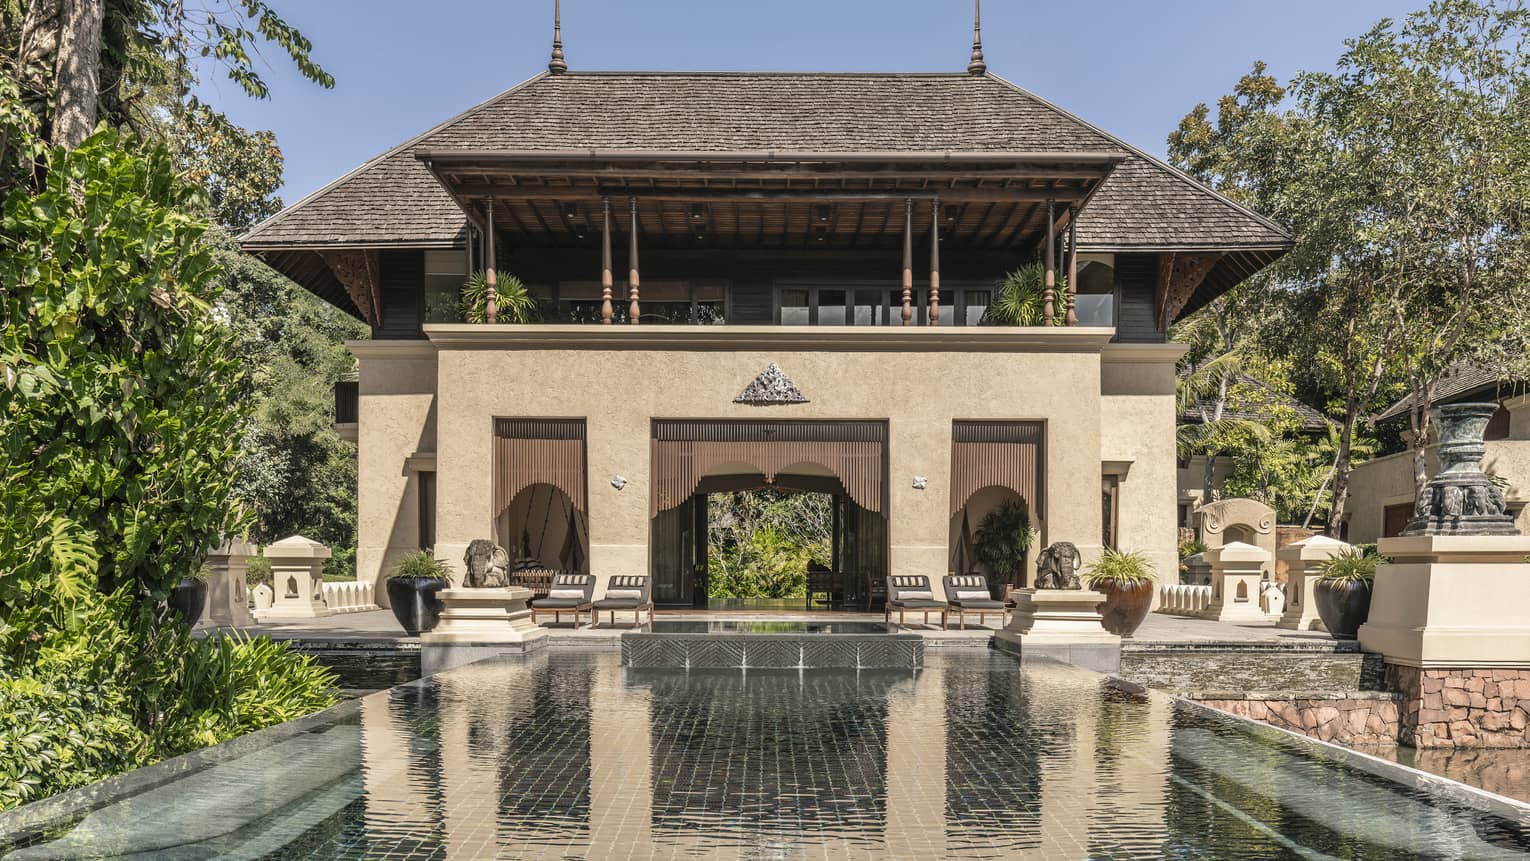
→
(1360, 535, 1530, 667)
(200, 539, 257, 629)
(1200, 541, 1271, 624)
(1360, 535, 1530, 748)
(420, 587, 548, 675)
(995, 588, 1120, 674)
(254, 535, 333, 620)
(1276, 535, 1350, 631)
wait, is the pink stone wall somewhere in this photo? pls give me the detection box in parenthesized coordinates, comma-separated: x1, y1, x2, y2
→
(1389, 665, 1530, 749)
(1196, 696, 1400, 746)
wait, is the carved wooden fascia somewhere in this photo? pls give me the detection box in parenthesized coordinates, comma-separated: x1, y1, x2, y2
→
(320, 250, 382, 325)
(1155, 251, 1221, 328)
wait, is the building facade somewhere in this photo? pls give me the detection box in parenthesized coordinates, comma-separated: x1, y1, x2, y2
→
(242, 66, 1290, 607)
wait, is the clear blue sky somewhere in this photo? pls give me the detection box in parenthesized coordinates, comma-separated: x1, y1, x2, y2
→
(198, 0, 1416, 205)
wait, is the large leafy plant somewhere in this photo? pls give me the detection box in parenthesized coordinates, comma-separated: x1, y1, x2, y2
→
(461, 270, 538, 324)
(981, 263, 1068, 327)
(1085, 549, 1158, 590)
(1317, 548, 1378, 584)
(0, 127, 247, 621)
(974, 500, 1035, 586)
(389, 550, 451, 581)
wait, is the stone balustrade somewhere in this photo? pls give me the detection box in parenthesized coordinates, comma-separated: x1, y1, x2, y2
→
(321, 580, 379, 614)
(1156, 583, 1213, 616)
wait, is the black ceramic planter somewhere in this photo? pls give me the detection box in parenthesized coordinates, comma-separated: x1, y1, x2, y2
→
(387, 576, 447, 636)
(1314, 579, 1372, 639)
(172, 578, 208, 627)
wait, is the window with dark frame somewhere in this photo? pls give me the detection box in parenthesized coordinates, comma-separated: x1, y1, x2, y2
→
(1101, 474, 1120, 549)
(418, 471, 437, 551)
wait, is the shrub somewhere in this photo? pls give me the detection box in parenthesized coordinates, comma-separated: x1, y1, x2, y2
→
(245, 555, 273, 587)
(1085, 549, 1158, 590)
(1317, 548, 1378, 583)
(389, 550, 450, 581)
(1179, 539, 1209, 559)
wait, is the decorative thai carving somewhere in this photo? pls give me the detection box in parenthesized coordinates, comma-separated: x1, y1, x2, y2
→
(462, 539, 511, 588)
(734, 362, 809, 405)
(1403, 403, 1518, 536)
(1034, 541, 1083, 590)
(320, 249, 382, 325)
(1155, 251, 1220, 328)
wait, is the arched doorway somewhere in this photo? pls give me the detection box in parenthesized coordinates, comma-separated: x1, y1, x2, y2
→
(498, 482, 589, 573)
(649, 420, 888, 610)
(950, 485, 1040, 597)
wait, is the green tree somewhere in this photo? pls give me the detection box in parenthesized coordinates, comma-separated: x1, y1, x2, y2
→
(706, 490, 831, 599)
(0, 126, 243, 616)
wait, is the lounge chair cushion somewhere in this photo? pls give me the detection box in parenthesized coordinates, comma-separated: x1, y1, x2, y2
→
(897, 589, 934, 601)
(955, 589, 990, 600)
(547, 588, 587, 600)
(604, 588, 642, 600)
(593, 597, 645, 609)
(533, 597, 587, 609)
(953, 598, 1005, 609)
(889, 598, 946, 609)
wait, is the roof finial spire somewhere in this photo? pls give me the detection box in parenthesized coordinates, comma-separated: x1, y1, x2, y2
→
(967, 0, 987, 75)
(548, 0, 568, 74)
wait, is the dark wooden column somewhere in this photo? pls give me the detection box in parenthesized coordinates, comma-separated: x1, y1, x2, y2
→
(929, 199, 941, 325)
(1066, 207, 1078, 326)
(485, 198, 498, 324)
(901, 199, 914, 325)
(600, 197, 614, 324)
(1042, 199, 1055, 326)
(627, 197, 641, 324)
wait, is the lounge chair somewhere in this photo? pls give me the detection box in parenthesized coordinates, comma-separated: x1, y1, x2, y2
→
(530, 572, 595, 628)
(592, 574, 654, 627)
(884, 575, 947, 628)
(943, 574, 1007, 630)
(806, 562, 836, 610)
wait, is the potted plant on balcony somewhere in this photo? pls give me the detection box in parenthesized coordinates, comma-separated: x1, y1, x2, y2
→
(974, 500, 1035, 599)
(1085, 549, 1157, 638)
(461, 270, 537, 323)
(1314, 548, 1377, 639)
(387, 550, 450, 636)
(172, 564, 211, 627)
(980, 263, 1068, 326)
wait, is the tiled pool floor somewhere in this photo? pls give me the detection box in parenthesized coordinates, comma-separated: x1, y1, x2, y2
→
(4, 652, 1529, 860)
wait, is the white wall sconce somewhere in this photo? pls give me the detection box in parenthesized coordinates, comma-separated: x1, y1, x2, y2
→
(610, 475, 627, 490)
(912, 475, 928, 490)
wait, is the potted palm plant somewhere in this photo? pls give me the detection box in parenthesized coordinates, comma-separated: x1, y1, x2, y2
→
(461, 270, 537, 323)
(980, 263, 1068, 326)
(973, 500, 1035, 598)
(1085, 549, 1158, 638)
(1314, 548, 1377, 639)
(172, 565, 211, 627)
(387, 550, 450, 636)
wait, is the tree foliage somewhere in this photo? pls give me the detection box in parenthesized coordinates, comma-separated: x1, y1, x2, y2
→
(706, 490, 831, 599)
(0, 124, 243, 617)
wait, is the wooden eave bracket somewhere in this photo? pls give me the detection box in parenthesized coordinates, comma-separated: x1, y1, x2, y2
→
(320, 250, 383, 326)
(1155, 251, 1221, 328)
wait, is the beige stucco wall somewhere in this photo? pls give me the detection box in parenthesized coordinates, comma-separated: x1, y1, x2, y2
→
(350, 326, 1187, 603)
(1100, 344, 1185, 599)
(1177, 454, 1233, 516)
(353, 342, 438, 605)
(1346, 439, 1530, 544)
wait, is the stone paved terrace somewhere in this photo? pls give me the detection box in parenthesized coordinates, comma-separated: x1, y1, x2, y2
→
(237, 608, 1345, 649)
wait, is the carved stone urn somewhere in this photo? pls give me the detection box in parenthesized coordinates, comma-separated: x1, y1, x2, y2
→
(1403, 403, 1517, 536)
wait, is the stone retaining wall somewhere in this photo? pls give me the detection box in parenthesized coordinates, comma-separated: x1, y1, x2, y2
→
(1194, 692, 1401, 746)
(1387, 665, 1530, 749)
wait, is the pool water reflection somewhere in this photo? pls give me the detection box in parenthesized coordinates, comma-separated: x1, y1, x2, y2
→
(4, 652, 1529, 860)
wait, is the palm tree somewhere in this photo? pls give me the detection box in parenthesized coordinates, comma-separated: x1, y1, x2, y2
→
(981, 263, 1067, 326)
(461, 270, 537, 323)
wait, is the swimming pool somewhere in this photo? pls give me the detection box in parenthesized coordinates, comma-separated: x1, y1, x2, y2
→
(3, 651, 1527, 859)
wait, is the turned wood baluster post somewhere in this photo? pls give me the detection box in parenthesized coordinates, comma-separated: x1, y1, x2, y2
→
(1042, 199, 1055, 326)
(1066, 206, 1078, 326)
(485, 197, 498, 324)
(901, 198, 914, 325)
(600, 197, 613, 324)
(929, 199, 941, 325)
(628, 197, 641, 324)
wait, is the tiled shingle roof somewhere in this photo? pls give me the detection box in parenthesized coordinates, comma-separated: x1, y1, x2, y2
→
(1180, 376, 1330, 433)
(1373, 363, 1524, 422)
(241, 71, 1291, 253)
